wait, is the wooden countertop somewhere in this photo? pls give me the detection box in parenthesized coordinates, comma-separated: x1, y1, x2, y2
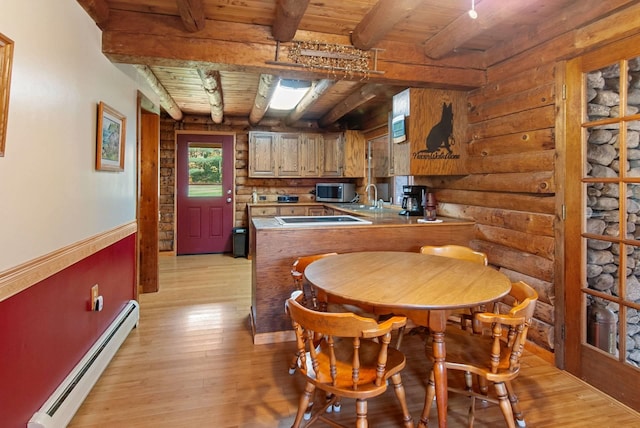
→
(250, 202, 471, 228)
(252, 214, 472, 229)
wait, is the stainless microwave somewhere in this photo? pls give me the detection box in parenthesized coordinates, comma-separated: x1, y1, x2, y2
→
(315, 183, 356, 203)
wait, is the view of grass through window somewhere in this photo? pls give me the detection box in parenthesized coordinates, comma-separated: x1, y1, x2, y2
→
(188, 144, 223, 197)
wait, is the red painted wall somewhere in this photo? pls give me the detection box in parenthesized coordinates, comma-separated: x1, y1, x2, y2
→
(0, 235, 136, 427)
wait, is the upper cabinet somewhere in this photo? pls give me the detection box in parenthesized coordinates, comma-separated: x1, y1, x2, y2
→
(343, 130, 365, 178)
(321, 133, 344, 177)
(249, 131, 365, 178)
(301, 133, 322, 177)
(248, 132, 278, 177)
(276, 133, 302, 176)
(392, 88, 467, 176)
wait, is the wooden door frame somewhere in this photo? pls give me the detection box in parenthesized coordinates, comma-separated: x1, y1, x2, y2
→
(137, 92, 160, 294)
(554, 62, 567, 369)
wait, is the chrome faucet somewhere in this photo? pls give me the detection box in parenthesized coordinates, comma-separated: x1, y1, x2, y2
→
(364, 183, 378, 207)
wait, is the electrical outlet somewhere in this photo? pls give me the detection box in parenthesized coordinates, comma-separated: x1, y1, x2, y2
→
(91, 284, 99, 310)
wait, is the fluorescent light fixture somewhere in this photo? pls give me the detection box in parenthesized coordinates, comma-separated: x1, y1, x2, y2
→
(269, 79, 311, 110)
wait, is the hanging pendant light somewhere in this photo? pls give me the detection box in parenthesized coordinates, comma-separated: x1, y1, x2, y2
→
(468, 0, 478, 19)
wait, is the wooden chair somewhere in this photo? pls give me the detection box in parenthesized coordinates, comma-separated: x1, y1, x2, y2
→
(419, 281, 538, 428)
(396, 244, 489, 349)
(420, 244, 489, 333)
(419, 244, 488, 266)
(291, 252, 339, 311)
(289, 252, 379, 374)
(285, 291, 414, 428)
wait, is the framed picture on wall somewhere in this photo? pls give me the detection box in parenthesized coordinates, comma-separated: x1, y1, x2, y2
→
(0, 32, 14, 157)
(96, 101, 126, 172)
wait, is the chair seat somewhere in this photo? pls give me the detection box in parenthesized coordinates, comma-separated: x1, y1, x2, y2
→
(301, 338, 407, 398)
(420, 281, 538, 428)
(437, 326, 520, 382)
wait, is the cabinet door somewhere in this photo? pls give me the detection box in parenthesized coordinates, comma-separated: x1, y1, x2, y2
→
(321, 133, 344, 176)
(301, 134, 321, 177)
(249, 132, 277, 177)
(277, 133, 301, 176)
(370, 134, 392, 177)
(343, 130, 365, 177)
(393, 141, 411, 176)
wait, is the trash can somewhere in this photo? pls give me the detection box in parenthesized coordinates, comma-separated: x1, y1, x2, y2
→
(232, 227, 247, 258)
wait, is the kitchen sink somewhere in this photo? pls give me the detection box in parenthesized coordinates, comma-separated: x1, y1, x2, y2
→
(275, 215, 372, 226)
(333, 203, 399, 214)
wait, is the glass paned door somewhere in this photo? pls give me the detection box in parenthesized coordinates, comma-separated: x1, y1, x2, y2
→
(582, 58, 640, 367)
(565, 39, 640, 410)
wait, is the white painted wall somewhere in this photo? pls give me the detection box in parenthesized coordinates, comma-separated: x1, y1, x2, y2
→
(0, 0, 159, 271)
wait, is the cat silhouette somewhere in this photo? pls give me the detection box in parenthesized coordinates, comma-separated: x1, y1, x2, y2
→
(425, 102, 453, 154)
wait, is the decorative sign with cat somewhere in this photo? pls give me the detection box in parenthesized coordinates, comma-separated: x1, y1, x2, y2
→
(415, 102, 460, 160)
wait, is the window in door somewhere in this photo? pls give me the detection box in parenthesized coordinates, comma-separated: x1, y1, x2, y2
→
(187, 144, 222, 197)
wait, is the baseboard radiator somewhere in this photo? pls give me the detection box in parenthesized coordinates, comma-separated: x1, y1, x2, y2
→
(28, 300, 140, 428)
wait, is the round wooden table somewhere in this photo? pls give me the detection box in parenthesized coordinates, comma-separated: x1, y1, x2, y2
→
(304, 251, 511, 428)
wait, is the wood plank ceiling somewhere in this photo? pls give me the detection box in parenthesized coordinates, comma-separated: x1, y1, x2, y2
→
(76, 0, 634, 130)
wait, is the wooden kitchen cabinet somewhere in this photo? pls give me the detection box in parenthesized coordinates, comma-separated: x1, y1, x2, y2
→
(248, 132, 277, 177)
(248, 130, 366, 178)
(249, 206, 278, 217)
(248, 131, 309, 178)
(300, 134, 321, 177)
(321, 133, 344, 176)
(276, 133, 301, 176)
(249, 204, 326, 218)
(343, 130, 365, 178)
(277, 205, 308, 216)
(308, 206, 328, 216)
(370, 132, 393, 177)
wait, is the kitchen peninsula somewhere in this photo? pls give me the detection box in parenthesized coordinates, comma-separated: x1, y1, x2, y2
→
(249, 203, 475, 344)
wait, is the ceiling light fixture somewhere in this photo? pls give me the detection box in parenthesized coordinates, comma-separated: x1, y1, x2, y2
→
(269, 79, 311, 110)
(468, 0, 478, 19)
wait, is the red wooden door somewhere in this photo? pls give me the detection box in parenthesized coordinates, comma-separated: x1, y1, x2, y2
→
(176, 133, 234, 255)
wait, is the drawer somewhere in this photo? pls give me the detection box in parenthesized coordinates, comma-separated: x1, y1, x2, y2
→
(308, 207, 327, 216)
(278, 206, 308, 216)
(251, 207, 278, 216)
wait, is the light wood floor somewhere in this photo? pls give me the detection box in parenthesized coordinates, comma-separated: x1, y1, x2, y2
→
(69, 254, 640, 427)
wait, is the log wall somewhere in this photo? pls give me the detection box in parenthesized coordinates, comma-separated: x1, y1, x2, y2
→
(416, 61, 558, 351)
(417, 5, 640, 352)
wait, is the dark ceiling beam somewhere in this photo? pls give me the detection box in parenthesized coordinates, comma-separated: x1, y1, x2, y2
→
(318, 83, 383, 128)
(249, 74, 280, 125)
(285, 79, 335, 126)
(133, 65, 183, 121)
(197, 68, 224, 124)
(272, 0, 311, 42)
(176, 0, 206, 32)
(77, 0, 110, 27)
(351, 0, 423, 51)
(423, 0, 525, 59)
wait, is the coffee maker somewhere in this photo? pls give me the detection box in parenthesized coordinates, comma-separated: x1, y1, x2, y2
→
(399, 185, 427, 216)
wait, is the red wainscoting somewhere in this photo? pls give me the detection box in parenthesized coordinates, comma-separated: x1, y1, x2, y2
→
(0, 234, 136, 428)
